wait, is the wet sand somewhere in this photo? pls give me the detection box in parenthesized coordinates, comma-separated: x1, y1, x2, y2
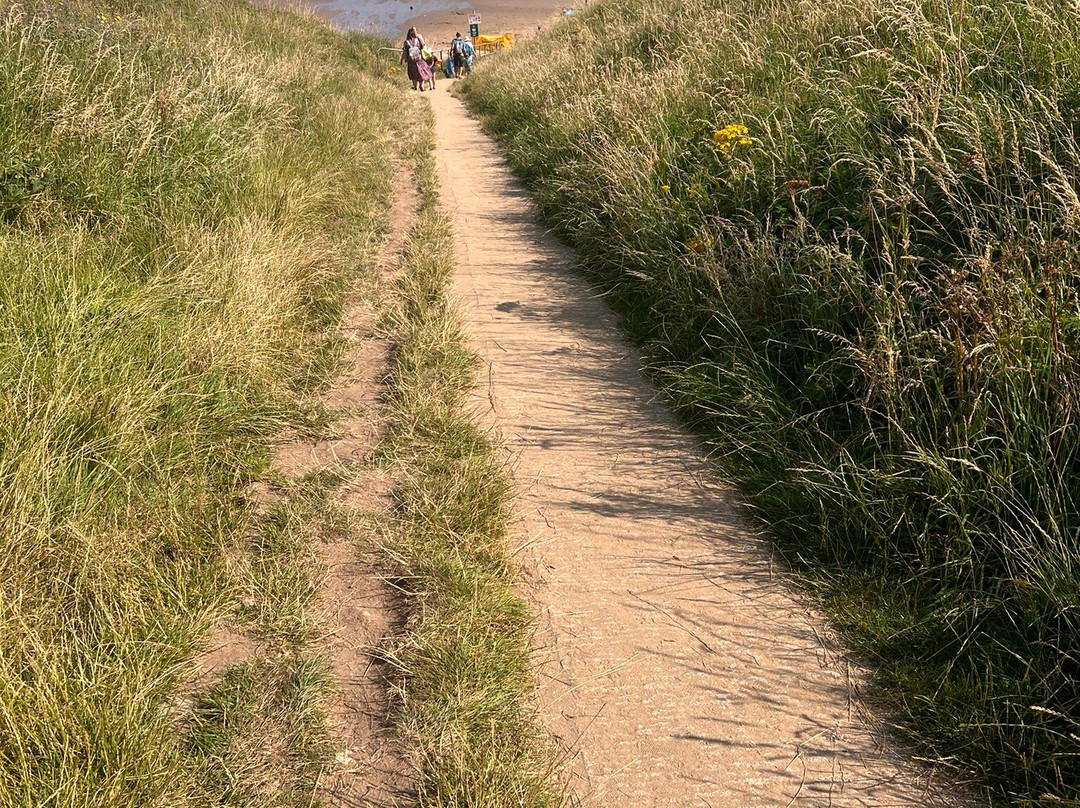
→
(302, 0, 578, 48)
(399, 0, 572, 48)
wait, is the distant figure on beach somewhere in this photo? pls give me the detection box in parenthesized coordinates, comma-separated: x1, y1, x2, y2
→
(450, 32, 470, 77)
(400, 27, 432, 91)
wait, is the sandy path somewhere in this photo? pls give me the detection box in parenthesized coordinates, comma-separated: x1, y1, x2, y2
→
(425, 83, 958, 807)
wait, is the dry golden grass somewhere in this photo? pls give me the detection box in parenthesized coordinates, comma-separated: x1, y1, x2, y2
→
(0, 1, 406, 803)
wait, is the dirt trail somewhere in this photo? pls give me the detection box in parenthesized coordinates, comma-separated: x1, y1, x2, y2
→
(425, 83, 961, 807)
(274, 169, 418, 807)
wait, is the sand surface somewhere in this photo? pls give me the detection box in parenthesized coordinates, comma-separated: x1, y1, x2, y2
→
(297, 0, 575, 48)
(425, 80, 970, 807)
(400, 0, 571, 49)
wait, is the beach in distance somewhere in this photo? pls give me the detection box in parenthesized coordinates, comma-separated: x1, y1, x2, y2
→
(297, 0, 578, 48)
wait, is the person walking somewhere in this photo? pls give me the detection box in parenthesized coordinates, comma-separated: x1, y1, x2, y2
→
(400, 27, 432, 91)
(450, 32, 469, 77)
(463, 37, 475, 74)
(423, 43, 438, 90)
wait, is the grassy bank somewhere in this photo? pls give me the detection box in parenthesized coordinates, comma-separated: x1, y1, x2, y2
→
(460, 0, 1080, 802)
(378, 150, 565, 807)
(0, 0, 404, 803)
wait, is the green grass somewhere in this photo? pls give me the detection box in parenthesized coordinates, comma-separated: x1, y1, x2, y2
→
(459, 0, 1080, 803)
(184, 653, 336, 806)
(0, 0, 406, 804)
(377, 148, 567, 808)
(233, 468, 352, 646)
(189, 466, 357, 807)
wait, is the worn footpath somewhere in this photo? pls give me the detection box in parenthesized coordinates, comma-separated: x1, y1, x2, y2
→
(425, 82, 963, 808)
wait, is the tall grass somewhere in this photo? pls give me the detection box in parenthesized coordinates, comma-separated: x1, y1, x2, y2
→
(0, 0, 403, 803)
(461, 0, 1080, 802)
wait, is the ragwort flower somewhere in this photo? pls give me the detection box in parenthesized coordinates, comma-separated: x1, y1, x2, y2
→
(713, 124, 753, 153)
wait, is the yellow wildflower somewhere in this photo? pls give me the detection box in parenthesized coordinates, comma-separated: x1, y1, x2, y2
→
(713, 124, 753, 153)
(686, 186, 699, 198)
(685, 236, 711, 254)
(660, 185, 671, 194)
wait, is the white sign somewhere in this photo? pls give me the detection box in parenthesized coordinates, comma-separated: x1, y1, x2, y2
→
(468, 13, 482, 24)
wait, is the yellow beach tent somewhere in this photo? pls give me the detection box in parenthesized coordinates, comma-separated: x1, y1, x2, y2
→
(474, 33, 515, 52)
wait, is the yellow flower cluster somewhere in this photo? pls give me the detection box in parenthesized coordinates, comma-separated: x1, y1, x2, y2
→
(713, 124, 752, 153)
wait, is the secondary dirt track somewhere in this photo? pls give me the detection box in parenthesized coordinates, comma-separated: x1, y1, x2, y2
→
(425, 82, 965, 807)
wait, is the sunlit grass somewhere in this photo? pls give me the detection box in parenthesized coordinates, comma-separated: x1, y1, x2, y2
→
(0, 0, 404, 803)
(461, 0, 1080, 802)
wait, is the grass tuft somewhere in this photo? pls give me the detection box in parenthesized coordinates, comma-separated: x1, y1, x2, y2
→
(378, 149, 568, 808)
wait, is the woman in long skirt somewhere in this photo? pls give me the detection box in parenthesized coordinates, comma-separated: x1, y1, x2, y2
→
(400, 27, 433, 91)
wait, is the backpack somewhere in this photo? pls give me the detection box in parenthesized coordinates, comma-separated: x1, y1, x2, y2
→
(452, 39, 465, 56)
(407, 40, 422, 62)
